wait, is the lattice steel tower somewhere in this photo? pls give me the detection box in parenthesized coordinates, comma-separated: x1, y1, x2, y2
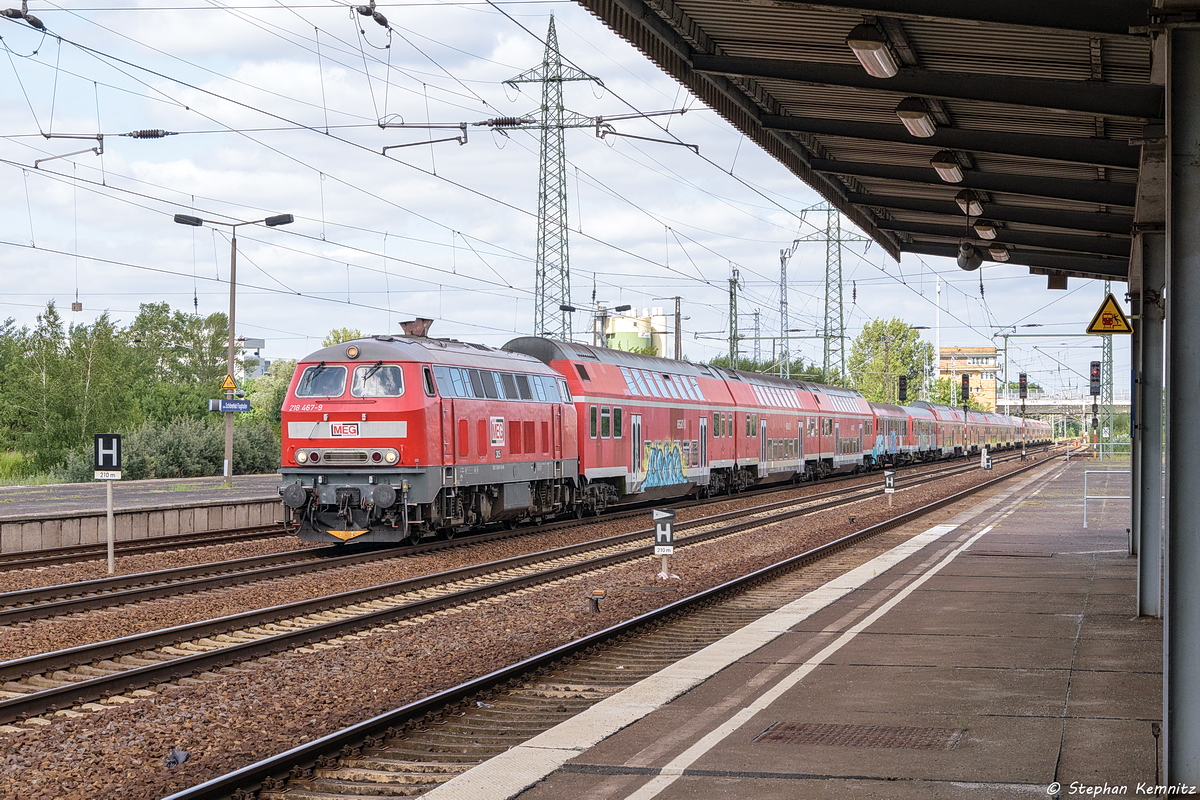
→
(505, 16, 599, 340)
(793, 202, 868, 384)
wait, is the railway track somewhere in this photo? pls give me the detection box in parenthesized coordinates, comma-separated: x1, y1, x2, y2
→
(0, 452, 1038, 727)
(0, 523, 293, 571)
(159, 454, 1059, 800)
(0, 451, 1034, 625)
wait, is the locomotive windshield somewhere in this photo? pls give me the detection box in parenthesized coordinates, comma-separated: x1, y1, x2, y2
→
(295, 364, 347, 397)
(352, 364, 404, 397)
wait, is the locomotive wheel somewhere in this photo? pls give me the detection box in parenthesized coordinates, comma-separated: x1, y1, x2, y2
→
(438, 527, 457, 541)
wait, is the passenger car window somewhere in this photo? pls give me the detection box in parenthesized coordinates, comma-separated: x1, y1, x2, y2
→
(352, 364, 404, 397)
(296, 364, 347, 397)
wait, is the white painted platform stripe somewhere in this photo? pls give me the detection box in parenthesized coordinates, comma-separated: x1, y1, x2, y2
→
(422, 460, 1061, 800)
(421, 522, 960, 800)
(623, 524, 995, 800)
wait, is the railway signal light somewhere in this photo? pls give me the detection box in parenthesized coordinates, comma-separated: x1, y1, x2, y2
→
(1018, 373, 1027, 399)
(898, 375, 908, 403)
(1089, 361, 1102, 396)
(961, 374, 970, 401)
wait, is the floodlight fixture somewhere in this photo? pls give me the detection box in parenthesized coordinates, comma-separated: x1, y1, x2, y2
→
(954, 189, 983, 216)
(895, 97, 937, 138)
(846, 24, 899, 79)
(930, 151, 964, 183)
(988, 244, 1011, 262)
(973, 219, 999, 240)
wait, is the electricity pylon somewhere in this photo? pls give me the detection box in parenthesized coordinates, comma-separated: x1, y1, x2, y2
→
(504, 16, 600, 340)
(792, 202, 869, 384)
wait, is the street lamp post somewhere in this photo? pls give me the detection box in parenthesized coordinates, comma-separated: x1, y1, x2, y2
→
(174, 212, 293, 487)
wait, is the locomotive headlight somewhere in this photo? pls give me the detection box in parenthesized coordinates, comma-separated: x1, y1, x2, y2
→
(296, 451, 308, 463)
(385, 450, 398, 463)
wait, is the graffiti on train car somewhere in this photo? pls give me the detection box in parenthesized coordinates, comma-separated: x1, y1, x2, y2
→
(640, 439, 687, 489)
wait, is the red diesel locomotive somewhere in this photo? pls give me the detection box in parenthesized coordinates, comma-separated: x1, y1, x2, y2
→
(278, 323, 1052, 544)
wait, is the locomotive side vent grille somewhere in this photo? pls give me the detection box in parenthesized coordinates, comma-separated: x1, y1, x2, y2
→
(752, 722, 963, 750)
(323, 450, 370, 464)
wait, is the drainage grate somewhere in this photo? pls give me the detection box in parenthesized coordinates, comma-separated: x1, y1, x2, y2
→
(752, 722, 963, 750)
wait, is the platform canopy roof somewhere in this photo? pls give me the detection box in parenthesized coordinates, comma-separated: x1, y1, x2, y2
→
(577, 0, 1165, 283)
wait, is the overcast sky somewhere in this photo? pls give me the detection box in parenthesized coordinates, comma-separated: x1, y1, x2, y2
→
(0, 0, 1130, 398)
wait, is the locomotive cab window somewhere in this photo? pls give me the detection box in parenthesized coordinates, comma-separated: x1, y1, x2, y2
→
(575, 364, 591, 381)
(296, 364, 347, 398)
(351, 364, 404, 397)
(500, 372, 519, 399)
(423, 367, 436, 397)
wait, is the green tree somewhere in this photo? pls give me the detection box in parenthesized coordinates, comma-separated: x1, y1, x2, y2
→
(707, 354, 831, 383)
(847, 319, 934, 404)
(243, 358, 297, 431)
(928, 376, 987, 411)
(323, 327, 363, 347)
(128, 303, 228, 422)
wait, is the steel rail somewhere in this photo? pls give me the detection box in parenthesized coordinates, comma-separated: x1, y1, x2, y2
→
(0, 451, 1024, 623)
(0, 524, 292, 570)
(158, 455, 1056, 800)
(0, 452, 1047, 727)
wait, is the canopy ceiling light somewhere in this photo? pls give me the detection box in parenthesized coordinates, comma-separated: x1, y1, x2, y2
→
(954, 189, 983, 216)
(930, 150, 964, 183)
(957, 241, 983, 271)
(988, 244, 1011, 262)
(846, 24, 898, 79)
(895, 97, 937, 138)
(972, 219, 999, 240)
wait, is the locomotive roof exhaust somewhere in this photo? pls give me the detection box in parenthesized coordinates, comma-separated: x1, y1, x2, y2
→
(399, 318, 434, 337)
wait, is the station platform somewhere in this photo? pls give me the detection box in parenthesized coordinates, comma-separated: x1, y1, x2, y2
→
(0, 475, 283, 552)
(428, 458, 1161, 799)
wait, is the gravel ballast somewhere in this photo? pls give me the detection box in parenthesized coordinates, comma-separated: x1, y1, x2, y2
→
(0, 456, 1048, 800)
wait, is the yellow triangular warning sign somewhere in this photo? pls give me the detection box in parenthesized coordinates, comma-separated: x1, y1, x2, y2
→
(1086, 293, 1133, 335)
(221, 374, 238, 391)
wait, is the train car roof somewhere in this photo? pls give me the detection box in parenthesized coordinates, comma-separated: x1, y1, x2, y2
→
(868, 402, 909, 416)
(299, 335, 554, 373)
(504, 337, 719, 378)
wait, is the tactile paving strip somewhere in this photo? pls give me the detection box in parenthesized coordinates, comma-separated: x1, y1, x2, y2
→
(752, 722, 963, 750)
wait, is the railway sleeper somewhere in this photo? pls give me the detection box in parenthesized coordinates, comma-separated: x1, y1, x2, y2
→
(318, 765, 457, 786)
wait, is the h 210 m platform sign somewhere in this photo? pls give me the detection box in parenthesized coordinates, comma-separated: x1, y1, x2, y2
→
(653, 508, 675, 555)
(94, 434, 122, 480)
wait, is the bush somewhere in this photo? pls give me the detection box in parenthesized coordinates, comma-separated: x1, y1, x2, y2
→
(0, 451, 31, 480)
(54, 417, 280, 482)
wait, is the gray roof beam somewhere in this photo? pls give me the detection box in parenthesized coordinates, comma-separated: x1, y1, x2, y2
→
(900, 241, 1129, 279)
(691, 55, 1164, 120)
(809, 158, 1137, 206)
(760, 115, 1140, 169)
(771, 1, 1148, 38)
(877, 220, 1130, 257)
(846, 192, 1135, 235)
